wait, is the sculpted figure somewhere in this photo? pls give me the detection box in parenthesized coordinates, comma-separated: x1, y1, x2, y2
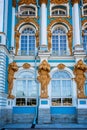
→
(8, 62, 18, 99)
(74, 60, 87, 98)
(37, 60, 50, 98)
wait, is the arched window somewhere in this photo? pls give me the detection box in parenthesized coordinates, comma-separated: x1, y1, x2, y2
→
(83, 27, 87, 53)
(18, 5, 37, 17)
(20, 27, 36, 56)
(83, 5, 87, 16)
(51, 5, 67, 16)
(52, 26, 68, 56)
(15, 71, 37, 106)
(51, 70, 72, 106)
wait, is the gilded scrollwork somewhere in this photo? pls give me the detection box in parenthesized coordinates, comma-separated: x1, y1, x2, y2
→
(37, 60, 51, 98)
(18, 0, 36, 6)
(67, 30, 73, 55)
(73, 60, 87, 98)
(50, 0, 68, 4)
(57, 64, 66, 70)
(15, 31, 21, 55)
(23, 63, 31, 69)
(35, 31, 39, 47)
(71, 0, 80, 5)
(39, 0, 48, 5)
(48, 31, 52, 50)
(8, 62, 18, 99)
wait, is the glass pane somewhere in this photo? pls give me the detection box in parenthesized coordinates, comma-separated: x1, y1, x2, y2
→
(85, 82, 87, 96)
(62, 80, 71, 97)
(16, 98, 26, 106)
(27, 98, 36, 106)
(63, 98, 72, 106)
(27, 80, 37, 97)
(16, 80, 26, 97)
(52, 80, 61, 97)
(52, 98, 61, 106)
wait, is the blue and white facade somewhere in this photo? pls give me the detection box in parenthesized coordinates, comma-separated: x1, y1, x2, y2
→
(0, 0, 87, 126)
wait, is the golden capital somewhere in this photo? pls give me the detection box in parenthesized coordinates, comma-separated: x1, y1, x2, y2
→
(18, 0, 36, 6)
(39, 0, 48, 5)
(71, 0, 80, 5)
(50, 0, 68, 4)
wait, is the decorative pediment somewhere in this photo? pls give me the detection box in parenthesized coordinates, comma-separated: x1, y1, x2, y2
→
(50, 0, 68, 4)
(18, 0, 36, 6)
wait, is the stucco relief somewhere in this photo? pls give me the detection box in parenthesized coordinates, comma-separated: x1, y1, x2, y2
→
(50, 0, 68, 4)
(18, 0, 36, 6)
(23, 63, 31, 69)
(8, 62, 18, 99)
(57, 64, 66, 70)
(67, 30, 73, 55)
(73, 60, 87, 98)
(15, 31, 20, 55)
(37, 60, 51, 98)
(48, 31, 52, 50)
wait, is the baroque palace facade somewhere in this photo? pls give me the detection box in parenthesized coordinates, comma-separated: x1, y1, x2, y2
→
(0, 0, 87, 126)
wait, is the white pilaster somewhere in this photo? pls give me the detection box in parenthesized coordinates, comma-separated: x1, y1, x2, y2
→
(73, 3, 80, 45)
(0, 0, 4, 32)
(4, 0, 8, 35)
(40, 3, 47, 45)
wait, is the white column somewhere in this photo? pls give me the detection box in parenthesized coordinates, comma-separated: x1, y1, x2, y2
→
(73, 3, 80, 45)
(0, 0, 4, 32)
(11, 7, 15, 48)
(41, 3, 47, 45)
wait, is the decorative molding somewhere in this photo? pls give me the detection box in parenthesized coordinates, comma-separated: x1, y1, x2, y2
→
(18, 0, 36, 6)
(39, 0, 48, 5)
(47, 18, 72, 50)
(71, 0, 80, 5)
(37, 60, 50, 98)
(50, 0, 68, 4)
(73, 60, 87, 98)
(48, 31, 52, 50)
(83, 0, 87, 3)
(12, 0, 16, 7)
(15, 18, 39, 31)
(15, 31, 21, 55)
(23, 63, 31, 69)
(57, 64, 66, 70)
(67, 30, 73, 55)
(8, 62, 18, 99)
(35, 31, 39, 47)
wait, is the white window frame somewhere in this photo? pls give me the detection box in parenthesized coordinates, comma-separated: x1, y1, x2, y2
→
(17, 4, 37, 18)
(50, 3, 69, 17)
(82, 4, 87, 16)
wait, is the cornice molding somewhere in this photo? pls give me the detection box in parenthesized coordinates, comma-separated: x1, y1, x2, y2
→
(50, 0, 68, 4)
(39, 0, 48, 5)
(18, 0, 36, 6)
(71, 0, 80, 5)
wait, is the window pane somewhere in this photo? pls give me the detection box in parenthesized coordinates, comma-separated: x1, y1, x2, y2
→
(63, 98, 72, 106)
(52, 80, 61, 97)
(16, 98, 26, 106)
(27, 98, 36, 106)
(52, 98, 61, 106)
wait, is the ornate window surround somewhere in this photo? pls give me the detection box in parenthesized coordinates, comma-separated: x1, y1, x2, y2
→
(82, 3, 87, 17)
(17, 4, 37, 18)
(47, 18, 73, 55)
(50, 3, 69, 18)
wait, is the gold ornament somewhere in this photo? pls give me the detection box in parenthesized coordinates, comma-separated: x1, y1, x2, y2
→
(50, 0, 68, 4)
(23, 63, 31, 69)
(15, 31, 21, 55)
(67, 30, 73, 55)
(73, 60, 87, 98)
(37, 60, 51, 98)
(18, 0, 36, 6)
(39, 0, 48, 5)
(71, 0, 80, 5)
(8, 62, 18, 99)
(57, 64, 66, 70)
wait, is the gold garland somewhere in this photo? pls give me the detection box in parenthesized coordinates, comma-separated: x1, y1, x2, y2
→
(50, 0, 68, 4)
(18, 0, 36, 6)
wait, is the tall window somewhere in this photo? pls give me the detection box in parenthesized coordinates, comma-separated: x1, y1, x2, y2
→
(15, 71, 37, 106)
(51, 5, 67, 16)
(21, 27, 35, 56)
(51, 70, 72, 106)
(52, 26, 67, 56)
(83, 27, 87, 54)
